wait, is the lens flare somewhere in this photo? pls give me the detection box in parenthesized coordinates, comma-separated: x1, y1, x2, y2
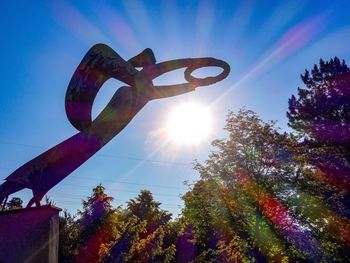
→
(166, 102, 212, 145)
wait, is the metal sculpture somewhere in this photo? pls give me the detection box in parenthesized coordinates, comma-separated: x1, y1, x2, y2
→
(0, 44, 230, 207)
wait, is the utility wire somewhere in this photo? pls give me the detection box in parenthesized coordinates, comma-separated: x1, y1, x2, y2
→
(60, 182, 183, 196)
(70, 176, 188, 190)
(0, 168, 190, 191)
(50, 194, 182, 208)
(0, 140, 191, 166)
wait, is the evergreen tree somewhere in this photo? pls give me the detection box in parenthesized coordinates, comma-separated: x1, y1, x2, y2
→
(105, 190, 175, 263)
(126, 189, 171, 236)
(75, 184, 120, 263)
(287, 57, 350, 261)
(287, 57, 350, 192)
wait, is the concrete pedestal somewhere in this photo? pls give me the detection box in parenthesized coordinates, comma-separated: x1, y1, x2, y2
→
(0, 205, 61, 263)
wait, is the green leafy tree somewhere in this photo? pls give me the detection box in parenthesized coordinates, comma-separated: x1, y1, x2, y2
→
(104, 215, 146, 263)
(58, 210, 80, 262)
(181, 180, 219, 262)
(181, 179, 251, 262)
(125, 225, 176, 263)
(183, 109, 300, 262)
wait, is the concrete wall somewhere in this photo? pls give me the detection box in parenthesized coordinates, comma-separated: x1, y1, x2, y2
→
(0, 205, 61, 263)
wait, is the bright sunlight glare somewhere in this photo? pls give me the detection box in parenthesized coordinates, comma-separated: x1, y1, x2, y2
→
(166, 102, 212, 145)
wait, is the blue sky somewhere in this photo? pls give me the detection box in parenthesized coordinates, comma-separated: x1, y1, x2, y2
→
(1, 0, 349, 216)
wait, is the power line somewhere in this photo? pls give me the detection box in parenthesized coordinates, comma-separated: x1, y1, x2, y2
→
(71, 176, 188, 190)
(0, 140, 43, 149)
(0, 168, 190, 191)
(60, 182, 183, 196)
(0, 140, 191, 166)
(97, 153, 190, 166)
(50, 194, 182, 208)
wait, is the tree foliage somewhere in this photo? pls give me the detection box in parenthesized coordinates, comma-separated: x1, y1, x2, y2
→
(56, 56, 350, 262)
(6, 197, 23, 210)
(59, 210, 79, 262)
(287, 57, 350, 192)
(58, 186, 175, 263)
(0, 196, 23, 211)
(74, 184, 119, 262)
(186, 109, 302, 262)
(126, 189, 172, 236)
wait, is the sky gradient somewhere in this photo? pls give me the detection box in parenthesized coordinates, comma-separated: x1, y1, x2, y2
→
(1, 0, 350, 216)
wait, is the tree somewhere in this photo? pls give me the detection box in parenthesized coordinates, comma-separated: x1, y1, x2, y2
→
(58, 210, 79, 262)
(185, 109, 302, 262)
(126, 190, 172, 236)
(287, 57, 350, 261)
(181, 180, 220, 262)
(125, 190, 174, 262)
(181, 179, 252, 262)
(287, 57, 350, 192)
(6, 197, 23, 210)
(104, 190, 175, 263)
(75, 184, 120, 263)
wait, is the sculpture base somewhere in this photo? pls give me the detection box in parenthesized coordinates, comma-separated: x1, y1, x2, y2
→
(0, 205, 61, 263)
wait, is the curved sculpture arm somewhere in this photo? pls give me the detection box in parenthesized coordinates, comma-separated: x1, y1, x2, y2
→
(65, 43, 139, 132)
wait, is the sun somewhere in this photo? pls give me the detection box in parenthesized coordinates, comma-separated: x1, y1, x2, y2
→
(166, 102, 212, 145)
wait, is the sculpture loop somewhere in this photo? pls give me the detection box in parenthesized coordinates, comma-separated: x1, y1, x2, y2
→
(184, 58, 230, 86)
